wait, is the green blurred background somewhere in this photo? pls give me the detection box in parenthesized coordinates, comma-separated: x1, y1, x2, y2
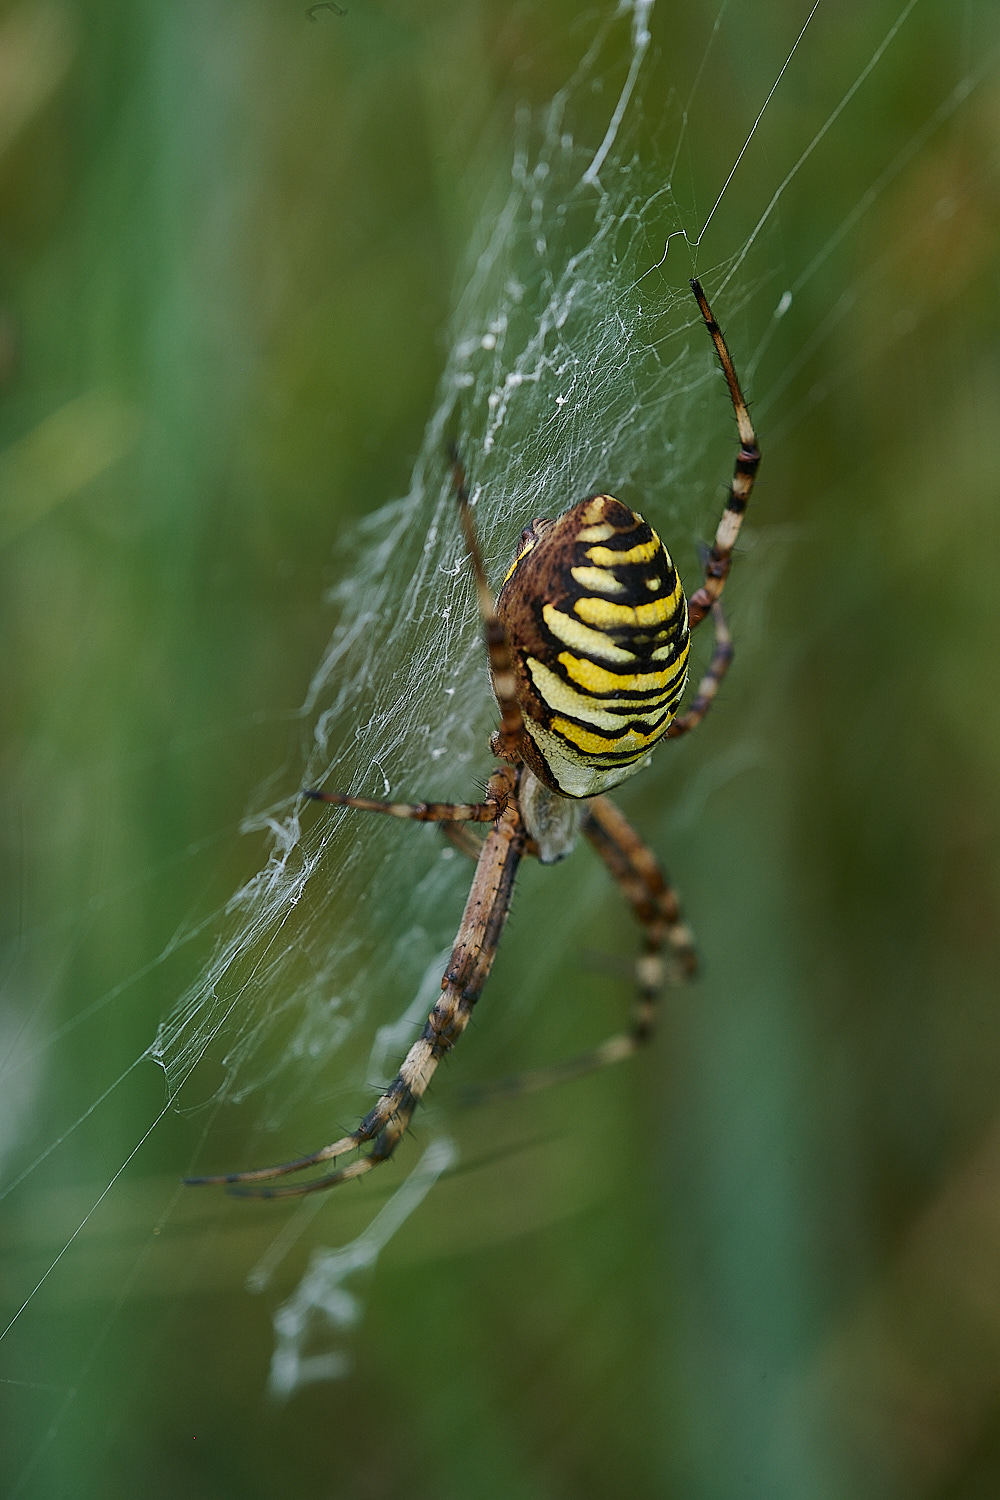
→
(2, 1, 1000, 1497)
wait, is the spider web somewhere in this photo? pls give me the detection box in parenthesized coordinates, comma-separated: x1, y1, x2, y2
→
(155, 0, 738, 1120)
(2, 0, 998, 1487)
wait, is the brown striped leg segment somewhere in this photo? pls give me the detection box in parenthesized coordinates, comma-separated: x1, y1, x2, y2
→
(303, 768, 510, 823)
(463, 793, 696, 1106)
(449, 444, 525, 760)
(667, 601, 732, 739)
(583, 793, 698, 1009)
(686, 278, 760, 631)
(186, 767, 525, 1197)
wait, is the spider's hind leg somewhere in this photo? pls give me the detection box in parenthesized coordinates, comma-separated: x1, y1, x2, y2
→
(582, 792, 697, 1009)
(667, 600, 732, 740)
(463, 794, 696, 1105)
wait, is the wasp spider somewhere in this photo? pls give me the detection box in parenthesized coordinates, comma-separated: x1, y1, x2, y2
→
(187, 280, 760, 1198)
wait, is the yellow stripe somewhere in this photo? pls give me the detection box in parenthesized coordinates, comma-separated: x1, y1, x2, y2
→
(542, 603, 635, 663)
(576, 522, 616, 542)
(523, 721, 640, 797)
(574, 589, 680, 629)
(559, 648, 688, 696)
(579, 497, 610, 526)
(651, 594, 688, 655)
(501, 538, 538, 587)
(550, 715, 671, 758)
(528, 657, 639, 730)
(570, 565, 624, 594)
(585, 532, 664, 566)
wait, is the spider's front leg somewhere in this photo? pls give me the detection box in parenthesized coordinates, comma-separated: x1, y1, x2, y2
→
(185, 766, 526, 1198)
(687, 278, 761, 630)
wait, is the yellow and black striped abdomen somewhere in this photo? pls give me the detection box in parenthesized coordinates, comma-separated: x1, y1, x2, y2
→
(497, 494, 690, 798)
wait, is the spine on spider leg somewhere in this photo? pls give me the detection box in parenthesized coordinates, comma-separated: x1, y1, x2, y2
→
(687, 278, 761, 630)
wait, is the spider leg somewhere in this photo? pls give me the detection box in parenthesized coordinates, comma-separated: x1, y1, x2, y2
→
(667, 601, 732, 739)
(582, 793, 697, 990)
(186, 768, 525, 1198)
(464, 794, 695, 1104)
(440, 820, 485, 860)
(449, 444, 524, 761)
(303, 768, 510, 823)
(687, 278, 760, 631)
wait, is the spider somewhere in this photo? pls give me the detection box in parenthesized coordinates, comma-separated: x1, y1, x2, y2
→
(186, 278, 759, 1199)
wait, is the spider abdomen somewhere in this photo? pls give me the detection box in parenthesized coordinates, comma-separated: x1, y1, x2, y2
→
(497, 494, 690, 798)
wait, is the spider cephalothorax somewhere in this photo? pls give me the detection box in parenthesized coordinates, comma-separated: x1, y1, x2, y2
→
(187, 279, 760, 1199)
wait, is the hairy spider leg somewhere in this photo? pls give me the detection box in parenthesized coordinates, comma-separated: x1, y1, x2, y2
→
(686, 278, 761, 631)
(448, 443, 524, 759)
(302, 777, 508, 823)
(583, 792, 698, 989)
(667, 601, 732, 738)
(186, 768, 526, 1197)
(462, 794, 697, 1105)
